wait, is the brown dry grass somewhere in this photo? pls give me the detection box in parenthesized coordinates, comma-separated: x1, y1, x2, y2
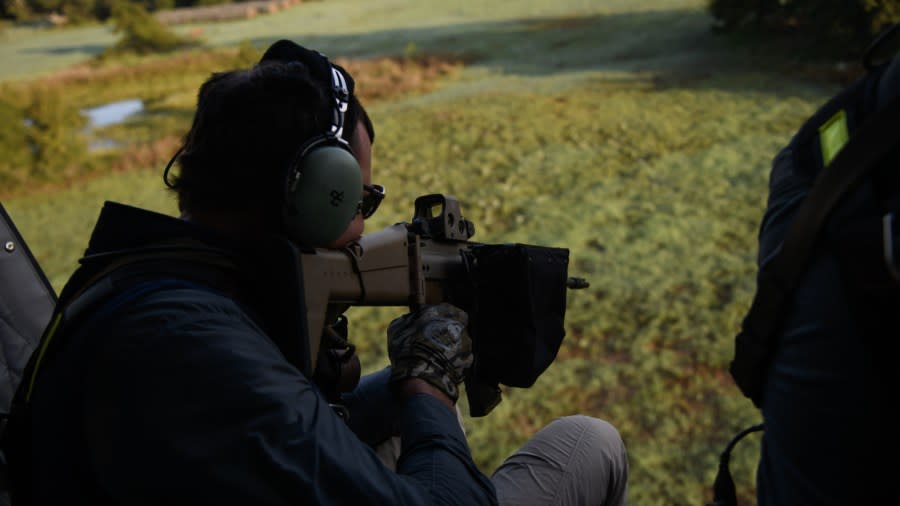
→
(26, 48, 465, 103)
(109, 135, 182, 173)
(337, 54, 467, 102)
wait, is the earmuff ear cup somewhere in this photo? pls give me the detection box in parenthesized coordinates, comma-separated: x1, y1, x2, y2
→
(284, 144, 363, 247)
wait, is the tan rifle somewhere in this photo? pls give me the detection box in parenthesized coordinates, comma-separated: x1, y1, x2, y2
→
(299, 194, 588, 416)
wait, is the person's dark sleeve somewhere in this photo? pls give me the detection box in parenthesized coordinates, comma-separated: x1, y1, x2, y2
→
(396, 394, 490, 500)
(341, 367, 399, 446)
(758, 146, 812, 266)
(83, 288, 496, 506)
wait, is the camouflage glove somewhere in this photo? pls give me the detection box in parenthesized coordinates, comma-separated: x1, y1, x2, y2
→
(387, 303, 473, 402)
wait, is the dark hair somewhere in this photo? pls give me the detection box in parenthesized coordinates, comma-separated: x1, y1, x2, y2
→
(347, 94, 375, 145)
(257, 39, 375, 146)
(169, 60, 373, 223)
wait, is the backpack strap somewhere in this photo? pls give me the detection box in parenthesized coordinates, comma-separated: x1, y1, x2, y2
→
(731, 88, 900, 407)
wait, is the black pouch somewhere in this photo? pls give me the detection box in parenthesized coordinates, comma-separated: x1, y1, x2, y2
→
(467, 244, 569, 388)
(829, 211, 900, 382)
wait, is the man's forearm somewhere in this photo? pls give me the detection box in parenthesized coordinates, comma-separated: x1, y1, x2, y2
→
(341, 368, 400, 445)
(398, 378, 454, 411)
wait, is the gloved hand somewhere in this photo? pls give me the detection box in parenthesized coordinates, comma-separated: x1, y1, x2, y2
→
(387, 303, 473, 402)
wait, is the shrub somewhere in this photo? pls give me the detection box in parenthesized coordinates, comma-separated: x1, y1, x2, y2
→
(1, 0, 103, 23)
(0, 0, 219, 21)
(0, 0, 26, 20)
(709, 0, 781, 31)
(23, 85, 88, 181)
(0, 94, 34, 187)
(867, 0, 900, 32)
(0, 83, 89, 191)
(108, 1, 194, 55)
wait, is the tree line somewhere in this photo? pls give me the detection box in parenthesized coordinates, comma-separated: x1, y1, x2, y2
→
(709, 0, 900, 56)
(0, 0, 256, 22)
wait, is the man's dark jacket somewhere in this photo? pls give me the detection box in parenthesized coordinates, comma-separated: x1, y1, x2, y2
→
(19, 202, 496, 505)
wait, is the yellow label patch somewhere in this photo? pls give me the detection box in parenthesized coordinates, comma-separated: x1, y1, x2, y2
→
(819, 109, 849, 166)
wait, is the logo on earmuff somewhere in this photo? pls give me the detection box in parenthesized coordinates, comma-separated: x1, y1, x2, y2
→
(330, 190, 344, 207)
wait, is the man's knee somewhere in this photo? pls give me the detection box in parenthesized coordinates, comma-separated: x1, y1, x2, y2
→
(494, 415, 628, 505)
(559, 416, 628, 505)
(553, 415, 627, 470)
(545, 415, 625, 454)
(553, 415, 621, 441)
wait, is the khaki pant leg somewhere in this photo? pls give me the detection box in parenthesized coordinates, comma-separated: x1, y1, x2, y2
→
(374, 436, 403, 472)
(491, 415, 628, 506)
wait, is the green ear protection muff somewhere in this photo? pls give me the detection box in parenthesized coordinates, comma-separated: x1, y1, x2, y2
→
(283, 57, 362, 248)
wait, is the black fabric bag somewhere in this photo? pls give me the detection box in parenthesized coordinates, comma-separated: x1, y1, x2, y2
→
(467, 244, 569, 388)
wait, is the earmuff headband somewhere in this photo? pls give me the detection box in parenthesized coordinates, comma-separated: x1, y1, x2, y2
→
(329, 65, 350, 141)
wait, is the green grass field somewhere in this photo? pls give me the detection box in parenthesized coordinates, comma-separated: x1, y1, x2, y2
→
(1, 0, 845, 503)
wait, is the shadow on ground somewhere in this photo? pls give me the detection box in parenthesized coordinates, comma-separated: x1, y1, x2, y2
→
(243, 8, 849, 96)
(22, 44, 108, 55)
(10, 7, 855, 96)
